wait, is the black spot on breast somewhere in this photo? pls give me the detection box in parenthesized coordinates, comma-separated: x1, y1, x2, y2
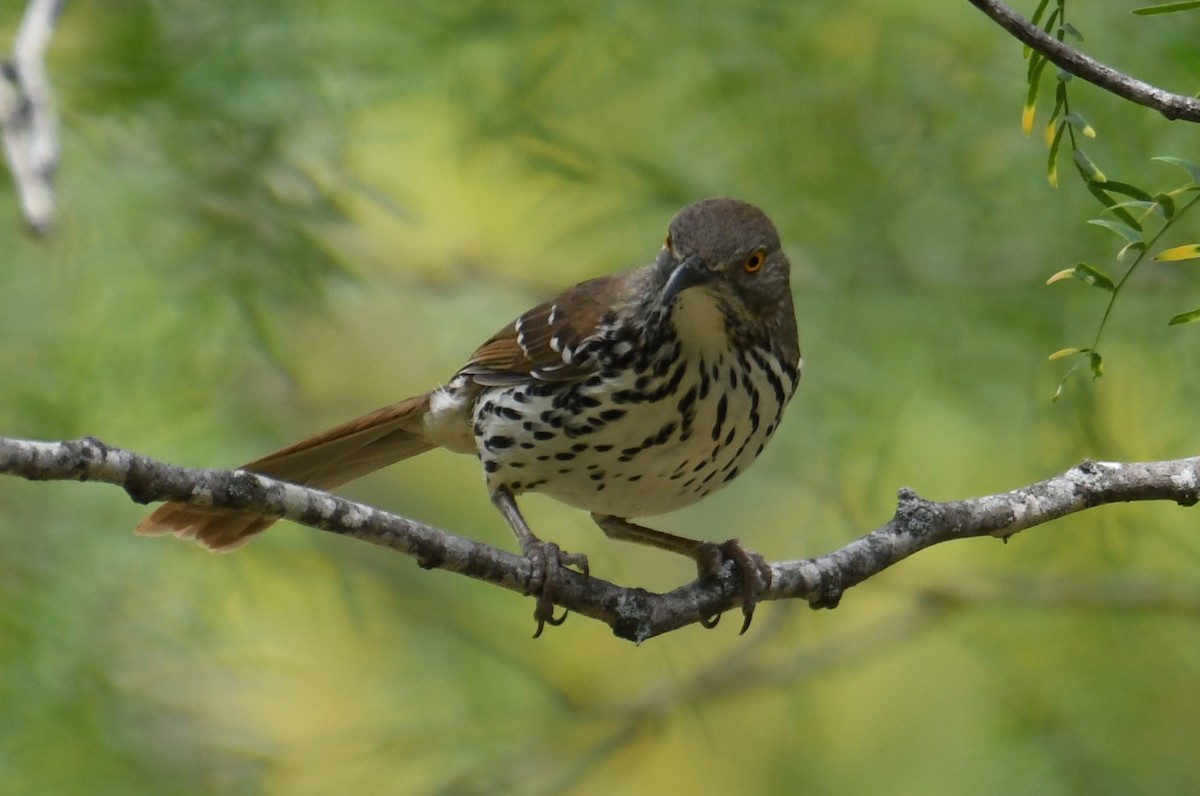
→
(711, 394, 728, 441)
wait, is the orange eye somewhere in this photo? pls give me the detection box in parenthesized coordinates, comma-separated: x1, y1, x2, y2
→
(742, 249, 765, 273)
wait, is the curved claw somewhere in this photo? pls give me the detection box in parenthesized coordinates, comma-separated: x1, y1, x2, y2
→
(694, 539, 771, 634)
(532, 604, 569, 638)
(523, 540, 589, 638)
(699, 612, 722, 630)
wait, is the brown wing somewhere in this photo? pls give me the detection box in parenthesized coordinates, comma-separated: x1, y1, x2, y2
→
(460, 269, 639, 386)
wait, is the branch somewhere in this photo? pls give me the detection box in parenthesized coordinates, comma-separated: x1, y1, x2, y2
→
(1, 0, 63, 234)
(2, 434, 1198, 643)
(966, 0, 1200, 123)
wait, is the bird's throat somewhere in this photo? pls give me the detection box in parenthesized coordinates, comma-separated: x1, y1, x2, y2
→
(669, 289, 731, 355)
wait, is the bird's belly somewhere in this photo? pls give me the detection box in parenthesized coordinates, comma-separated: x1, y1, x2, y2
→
(473, 350, 793, 519)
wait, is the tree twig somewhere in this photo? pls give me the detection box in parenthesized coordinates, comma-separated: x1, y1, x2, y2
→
(1, 0, 63, 234)
(2, 434, 1198, 643)
(966, 0, 1200, 123)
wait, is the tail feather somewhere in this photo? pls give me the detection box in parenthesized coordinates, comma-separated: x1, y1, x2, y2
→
(135, 393, 435, 550)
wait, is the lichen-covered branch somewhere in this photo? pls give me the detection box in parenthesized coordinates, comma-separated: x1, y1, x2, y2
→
(966, 0, 1200, 123)
(2, 434, 1198, 643)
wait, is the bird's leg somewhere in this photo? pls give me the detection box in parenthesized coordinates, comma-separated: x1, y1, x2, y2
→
(591, 513, 771, 634)
(491, 489, 589, 637)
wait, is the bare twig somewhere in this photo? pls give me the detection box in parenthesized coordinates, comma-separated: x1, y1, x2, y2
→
(1, 0, 63, 234)
(2, 434, 1198, 643)
(966, 0, 1200, 123)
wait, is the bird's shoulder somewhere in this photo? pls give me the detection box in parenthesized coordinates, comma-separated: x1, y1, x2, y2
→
(459, 265, 651, 385)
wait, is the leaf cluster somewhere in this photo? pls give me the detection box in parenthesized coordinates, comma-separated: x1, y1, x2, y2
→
(1020, 1, 1200, 398)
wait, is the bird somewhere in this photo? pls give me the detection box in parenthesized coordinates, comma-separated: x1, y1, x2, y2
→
(136, 198, 802, 635)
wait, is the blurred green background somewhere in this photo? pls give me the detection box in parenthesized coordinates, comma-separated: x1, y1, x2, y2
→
(3, 1, 1200, 794)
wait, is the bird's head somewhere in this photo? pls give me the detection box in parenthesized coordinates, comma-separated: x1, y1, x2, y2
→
(654, 198, 794, 329)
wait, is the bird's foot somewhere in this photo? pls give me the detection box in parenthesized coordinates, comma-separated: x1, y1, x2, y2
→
(693, 539, 772, 634)
(522, 540, 589, 638)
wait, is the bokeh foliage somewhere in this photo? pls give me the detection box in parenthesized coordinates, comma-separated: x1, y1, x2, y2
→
(2, 1, 1200, 793)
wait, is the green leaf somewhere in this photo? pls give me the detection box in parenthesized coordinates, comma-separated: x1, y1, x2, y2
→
(1026, 0, 1053, 58)
(1153, 156, 1200, 185)
(1087, 218, 1143, 244)
(1044, 92, 1065, 135)
(1030, 0, 1052, 26)
(1059, 22, 1084, 40)
(1089, 351, 1104, 378)
(1074, 149, 1106, 183)
(1088, 184, 1141, 230)
(1025, 51, 1046, 84)
(1045, 263, 1114, 291)
(1101, 181, 1153, 201)
(1104, 199, 1157, 215)
(1041, 7, 1061, 33)
(1168, 308, 1200, 326)
(1065, 112, 1095, 138)
(1153, 192, 1177, 219)
(1073, 262, 1115, 290)
(1133, 1, 1200, 14)
(1155, 243, 1200, 262)
(1117, 240, 1149, 260)
(1023, 57, 1048, 134)
(1046, 121, 1066, 186)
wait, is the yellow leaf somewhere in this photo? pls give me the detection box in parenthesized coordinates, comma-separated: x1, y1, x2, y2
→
(1049, 347, 1084, 361)
(1022, 104, 1036, 135)
(1154, 243, 1200, 262)
(1044, 120, 1057, 148)
(1045, 268, 1074, 285)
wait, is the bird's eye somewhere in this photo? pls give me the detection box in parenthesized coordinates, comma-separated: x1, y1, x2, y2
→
(664, 233, 674, 253)
(742, 249, 766, 273)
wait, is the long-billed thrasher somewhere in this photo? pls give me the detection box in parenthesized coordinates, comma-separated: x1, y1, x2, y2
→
(136, 198, 802, 634)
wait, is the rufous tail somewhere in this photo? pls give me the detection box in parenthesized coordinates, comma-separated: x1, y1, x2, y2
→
(134, 393, 435, 551)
